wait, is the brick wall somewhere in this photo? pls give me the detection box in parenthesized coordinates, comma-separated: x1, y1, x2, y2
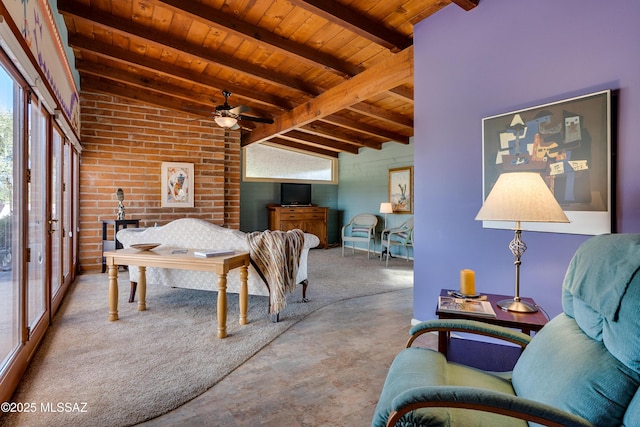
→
(78, 92, 240, 272)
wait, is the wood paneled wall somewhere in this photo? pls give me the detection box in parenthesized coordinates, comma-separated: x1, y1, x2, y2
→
(78, 92, 240, 272)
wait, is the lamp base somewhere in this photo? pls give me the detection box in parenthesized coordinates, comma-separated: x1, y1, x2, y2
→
(497, 298, 538, 313)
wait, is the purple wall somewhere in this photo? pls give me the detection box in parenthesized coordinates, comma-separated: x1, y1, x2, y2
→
(413, 0, 640, 320)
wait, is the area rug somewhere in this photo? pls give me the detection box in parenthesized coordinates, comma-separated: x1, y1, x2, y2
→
(1, 248, 412, 427)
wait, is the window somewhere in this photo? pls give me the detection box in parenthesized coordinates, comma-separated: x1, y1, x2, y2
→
(243, 143, 338, 184)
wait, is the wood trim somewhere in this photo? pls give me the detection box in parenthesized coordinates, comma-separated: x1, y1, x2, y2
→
(242, 46, 413, 146)
(288, 0, 412, 52)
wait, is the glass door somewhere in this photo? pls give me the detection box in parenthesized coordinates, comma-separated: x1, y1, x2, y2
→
(27, 96, 47, 332)
(62, 139, 71, 286)
(0, 38, 80, 403)
(50, 124, 62, 300)
(73, 148, 79, 273)
(0, 61, 21, 372)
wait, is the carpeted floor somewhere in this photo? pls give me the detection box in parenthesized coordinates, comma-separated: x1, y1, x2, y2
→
(1, 247, 413, 427)
(141, 287, 427, 426)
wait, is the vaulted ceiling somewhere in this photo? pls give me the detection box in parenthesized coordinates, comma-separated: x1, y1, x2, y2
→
(58, 0, 478, 157)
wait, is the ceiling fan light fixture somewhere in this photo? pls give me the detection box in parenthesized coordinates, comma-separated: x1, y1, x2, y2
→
(214, 116, 238, 128)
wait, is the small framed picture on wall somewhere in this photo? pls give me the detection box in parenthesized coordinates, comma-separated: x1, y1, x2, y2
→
(388, 166, 413, 213)
(161, 162, 194, 208)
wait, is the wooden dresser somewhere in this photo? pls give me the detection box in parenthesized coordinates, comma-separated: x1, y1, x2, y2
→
(267, 205, 328, 248)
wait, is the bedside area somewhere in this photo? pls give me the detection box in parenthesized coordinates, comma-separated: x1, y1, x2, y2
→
(435, 289, 548, 371)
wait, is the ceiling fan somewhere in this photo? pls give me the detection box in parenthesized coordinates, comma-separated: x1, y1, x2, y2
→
(212, 90, 274, 130)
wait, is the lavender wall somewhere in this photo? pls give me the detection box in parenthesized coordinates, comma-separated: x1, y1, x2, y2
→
(413, 0, 640, 321)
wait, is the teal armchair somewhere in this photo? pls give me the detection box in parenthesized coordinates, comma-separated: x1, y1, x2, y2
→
(372, 234, 640, 426)
(380, 217, 413, 267)
(342, 213, 378, 259)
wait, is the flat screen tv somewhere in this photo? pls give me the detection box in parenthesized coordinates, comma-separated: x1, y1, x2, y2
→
(280, 183, 312, 206)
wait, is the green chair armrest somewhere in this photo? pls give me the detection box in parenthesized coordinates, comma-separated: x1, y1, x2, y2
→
(407, 319, 532, 349)
(387, 386, 594, 427)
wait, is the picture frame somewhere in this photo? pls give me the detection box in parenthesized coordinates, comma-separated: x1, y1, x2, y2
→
(481, 90, 612, 235)
(388, 166, 413, 213)
(161, 162, 194, 208)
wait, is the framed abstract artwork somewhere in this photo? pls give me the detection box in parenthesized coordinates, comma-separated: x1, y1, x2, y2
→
(161, 162, 194, 208)
(388, 166, 413, 213)
(481, 90, 612, 235)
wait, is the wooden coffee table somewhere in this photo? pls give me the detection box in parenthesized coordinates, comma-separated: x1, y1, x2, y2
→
(436, 289, 548, 355)
(104, 247, 250, 338)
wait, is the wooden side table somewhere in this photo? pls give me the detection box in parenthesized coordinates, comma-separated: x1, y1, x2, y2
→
(435, 289, 548, 356)
(101, 219, 140, 272)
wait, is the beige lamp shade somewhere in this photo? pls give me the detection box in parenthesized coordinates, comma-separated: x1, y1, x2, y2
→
(214, 116, 238, 128)
(380, 202, 394, 214)
(475, 172, 569, 223)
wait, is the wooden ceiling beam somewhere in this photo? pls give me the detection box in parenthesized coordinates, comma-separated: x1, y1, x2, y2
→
(347, 103, 414, 129)
(58, 0, 319, 95)
(242, 46, 413, 146)
(68, 34, 293, 111)
(388, 86, 414, 103)
(80, 74, 225, 121)
(58, 0, 425, 156)
(289, 0, 412, 52)
(72, 36, 412, 148)
(151, 0, 362, 78)
(76, 62, 216, 107)
(82, 75, 273, 127)
(299, 123, 383, 149)
(77, 64, 270, 119)
(321, 114, 410, 144)
(276, 130, 359, 154)
(451, 0, 480, 12)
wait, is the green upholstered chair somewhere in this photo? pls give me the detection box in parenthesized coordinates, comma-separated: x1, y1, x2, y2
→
(372, 233, 640, 427)
(341, 213, 378, 259)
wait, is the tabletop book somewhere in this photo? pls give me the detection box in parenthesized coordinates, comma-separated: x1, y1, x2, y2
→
(438, 296, 497, 318)
(193, 249, 235, 258)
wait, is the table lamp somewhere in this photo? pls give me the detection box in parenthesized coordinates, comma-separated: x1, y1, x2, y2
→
(380, 202, 393, 229)
(475, 172, 569, 312)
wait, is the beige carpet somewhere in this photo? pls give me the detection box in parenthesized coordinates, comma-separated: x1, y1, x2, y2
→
(1, 248, 412, 427)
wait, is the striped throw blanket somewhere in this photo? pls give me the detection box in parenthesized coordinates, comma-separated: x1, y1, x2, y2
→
(246, 229, 304, 314)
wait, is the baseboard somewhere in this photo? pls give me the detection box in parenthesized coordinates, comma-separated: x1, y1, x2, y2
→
(340, 245, 414, 261)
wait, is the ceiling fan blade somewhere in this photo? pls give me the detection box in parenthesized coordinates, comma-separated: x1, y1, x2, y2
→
(230, 105, 250, 115)
(238, 115, 274, 124)
(230, 123, 241, 130)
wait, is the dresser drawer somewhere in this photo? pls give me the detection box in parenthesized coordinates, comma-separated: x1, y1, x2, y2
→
(301, 213, 326, 220)
(281, 213, 305, 220)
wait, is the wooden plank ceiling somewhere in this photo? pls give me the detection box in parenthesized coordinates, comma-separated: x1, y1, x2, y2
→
(58, 0, 478, 157)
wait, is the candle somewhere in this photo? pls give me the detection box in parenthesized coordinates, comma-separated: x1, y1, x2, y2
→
(460, 269, 476, 296)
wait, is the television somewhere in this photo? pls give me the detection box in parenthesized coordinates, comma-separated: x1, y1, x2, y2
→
(280, 183, 312, 206)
